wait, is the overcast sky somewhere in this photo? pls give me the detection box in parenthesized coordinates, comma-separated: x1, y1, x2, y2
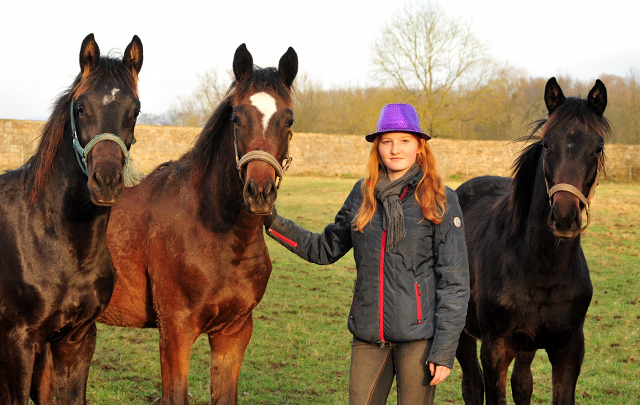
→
(1, 0, 638, 121)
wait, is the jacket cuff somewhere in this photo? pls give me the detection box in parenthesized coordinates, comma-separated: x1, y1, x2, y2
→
(427, 331, 462, 368)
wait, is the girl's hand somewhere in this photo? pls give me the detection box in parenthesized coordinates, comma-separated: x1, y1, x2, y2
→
(428, 363, 451, 385)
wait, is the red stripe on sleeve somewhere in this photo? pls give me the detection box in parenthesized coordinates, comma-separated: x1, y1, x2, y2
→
(269, 229, 298, 248)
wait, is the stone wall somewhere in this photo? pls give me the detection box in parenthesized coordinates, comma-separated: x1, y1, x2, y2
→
(2, 119, 638, 181)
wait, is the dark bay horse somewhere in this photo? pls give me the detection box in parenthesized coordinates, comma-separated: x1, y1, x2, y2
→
(97, 43, 298, 405)
(0, 34, 143, 404)
(455, 78, 609, 405)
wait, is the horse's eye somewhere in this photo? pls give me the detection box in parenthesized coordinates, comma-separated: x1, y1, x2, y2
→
(232, 115, 239, 125)
(540, 141, 549, 151)
(595, 146, 603, 155)
(286, 118, 294, 128)
(133, 110, 140, 118)
(77, 105, 85, 115)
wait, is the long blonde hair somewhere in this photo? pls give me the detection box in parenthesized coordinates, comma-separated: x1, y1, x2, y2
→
(352, 134, 447, 231)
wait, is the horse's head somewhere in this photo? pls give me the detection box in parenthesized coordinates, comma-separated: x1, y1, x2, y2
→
(72, 34, 143, 206)
(231, 44, 297, 214)
(541, 77, 608, 239)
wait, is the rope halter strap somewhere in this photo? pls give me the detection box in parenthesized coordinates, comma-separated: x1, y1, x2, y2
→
(545, 170, 599, 233)
(70, 100, 142, 187)
(234, 130, 293, 189)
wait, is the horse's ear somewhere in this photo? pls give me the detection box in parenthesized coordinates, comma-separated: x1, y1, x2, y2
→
(588, 79, 607, 117)
(123, 35, 143, 76)
(79, 33, 100, 74)
(544, 77, 566, 115)
(233, 43, 253, 82)
(278, 47, 298, 88)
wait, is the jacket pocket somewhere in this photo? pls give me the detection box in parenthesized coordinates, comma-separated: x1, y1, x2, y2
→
(350, 281, 357, 320)
(414, 282, 423, 324)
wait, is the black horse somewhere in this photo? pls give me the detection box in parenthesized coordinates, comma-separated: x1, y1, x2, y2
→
(455, 78, 609, 405)
(0, 34, 142, 404)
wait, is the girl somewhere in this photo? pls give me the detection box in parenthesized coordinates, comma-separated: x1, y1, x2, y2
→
(265, 103, 469, 404)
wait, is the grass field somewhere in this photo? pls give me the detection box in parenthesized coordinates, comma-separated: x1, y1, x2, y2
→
(83, 177, 639, 404)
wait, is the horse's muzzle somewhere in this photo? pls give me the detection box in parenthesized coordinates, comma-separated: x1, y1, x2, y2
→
(548, 192, 582, 239)
(86, 142, 125, 206)
(243, 177, 277, 214)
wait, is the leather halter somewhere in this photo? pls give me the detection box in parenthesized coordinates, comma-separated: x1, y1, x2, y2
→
(233, 129, 293, 190)
(544, 160, 599, 233)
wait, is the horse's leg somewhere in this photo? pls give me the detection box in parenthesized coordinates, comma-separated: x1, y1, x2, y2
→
(511, 351, 536, 405)
(208, 314, 254, 405)
(48, 322, 97, 405)
(30, 343, 54, 404)
(158, 317, 196, 405)
(546, 330, 585, 405)
(0, 331, 36, 405)
(456, 331, 484, 405)
(479, 336, 517, 405)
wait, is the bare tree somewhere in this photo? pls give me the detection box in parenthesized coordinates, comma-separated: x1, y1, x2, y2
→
(600, 70, 640, 144)
(292, 73, 324, 133)
(173, 68, 230, 127)
(371, 2, 497, 137)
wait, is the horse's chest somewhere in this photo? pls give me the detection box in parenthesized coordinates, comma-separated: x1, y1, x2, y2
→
(43, 265, 115, 329)
(18, 237, 116, 333)
(199, 238, 272, 306)
(494, 282, 592, 337)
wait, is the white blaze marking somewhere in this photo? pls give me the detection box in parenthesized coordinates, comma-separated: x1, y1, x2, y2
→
(103, 88, 120, 105)
(250, 92, 277, 137)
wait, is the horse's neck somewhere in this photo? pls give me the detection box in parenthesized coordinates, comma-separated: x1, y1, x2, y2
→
(195, 127, 261, 233)
(40, 130, 111, 226)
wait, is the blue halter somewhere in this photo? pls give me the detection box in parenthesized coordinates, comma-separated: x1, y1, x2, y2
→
(69, 100, 143, 187)
(70, 99, 132, 177)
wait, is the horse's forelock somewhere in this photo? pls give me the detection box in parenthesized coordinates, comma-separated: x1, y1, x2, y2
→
(233, 66, 292, 105)
(542, 97, 611, 140)
(75, 56, 139, 99)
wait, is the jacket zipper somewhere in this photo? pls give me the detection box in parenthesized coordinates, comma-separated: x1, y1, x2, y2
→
(414, 282, 422, 324)
(378, 185, 410, 344)
(379, 230, 387, 343)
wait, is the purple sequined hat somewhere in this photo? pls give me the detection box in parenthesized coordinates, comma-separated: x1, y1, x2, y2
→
(365, 103, 431, 142)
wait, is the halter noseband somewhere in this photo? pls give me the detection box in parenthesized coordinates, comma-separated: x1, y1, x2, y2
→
(233, 129, 293, 190)
(544, 158, 599, 233)
(70, 100, 141, 187)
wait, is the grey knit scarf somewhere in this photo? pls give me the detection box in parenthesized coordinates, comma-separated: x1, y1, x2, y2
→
(374, 164, 422, 249)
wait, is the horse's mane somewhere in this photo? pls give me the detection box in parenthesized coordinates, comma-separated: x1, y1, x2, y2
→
(189, 66, 291, 188)
(499, 96, 611, 235)
(21, 56, 139, 204)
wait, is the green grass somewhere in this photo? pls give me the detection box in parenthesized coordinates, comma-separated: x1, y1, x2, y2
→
(81, 177, 639, 404)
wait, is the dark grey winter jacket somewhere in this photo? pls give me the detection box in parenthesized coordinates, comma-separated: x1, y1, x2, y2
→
(266, 174, 470, 368)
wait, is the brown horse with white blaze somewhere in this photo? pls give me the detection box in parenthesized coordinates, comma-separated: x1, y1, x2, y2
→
(97, 43, 297, 405)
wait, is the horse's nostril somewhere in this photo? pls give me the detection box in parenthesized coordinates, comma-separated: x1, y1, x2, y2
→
(248, 181, 258, 196)
(263, 181, 273, 196)
(93, 170, 103, 186)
